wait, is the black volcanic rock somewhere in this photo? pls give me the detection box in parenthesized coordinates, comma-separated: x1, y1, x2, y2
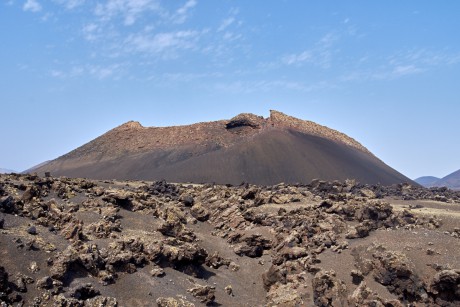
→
(32, 111, 413, 185)
(226, 113, 264, 129)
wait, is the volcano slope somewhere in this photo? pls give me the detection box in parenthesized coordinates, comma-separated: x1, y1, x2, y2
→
(1, 173, 460, 306)
(34, 111, 412, 185)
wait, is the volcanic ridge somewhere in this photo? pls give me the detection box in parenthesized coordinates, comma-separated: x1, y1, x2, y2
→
(34, 110, 412, 186)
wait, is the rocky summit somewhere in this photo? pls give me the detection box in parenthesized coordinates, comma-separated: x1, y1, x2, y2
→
(33, 111, 412, 185)
(1, 173, 460, 306)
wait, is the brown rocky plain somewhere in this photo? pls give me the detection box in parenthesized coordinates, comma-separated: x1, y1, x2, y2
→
(1, 173, 460, 306)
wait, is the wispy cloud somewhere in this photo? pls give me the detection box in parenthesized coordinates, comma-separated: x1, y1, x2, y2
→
(282, 33, 338, 68)
(214, 79, 332, 94)
(392, 65, 423, 76)
(342, 48, 460, 82)
(82, 23, 101, 41)
(171, 0, 197, 24)
(124, 30, 202, 55)
(341, 65, 424, 82)
(23, 0, 42, 12)
(94, 0, 162, 26)
(389, 48, 460, 67)
(88, 64, 121, 79)
(146, 71, 223, 84)
(282, 51, 312, 65)
(49, 64, 124, 80)
(54, 0, 85, 10)
(218, 17, 235, 32)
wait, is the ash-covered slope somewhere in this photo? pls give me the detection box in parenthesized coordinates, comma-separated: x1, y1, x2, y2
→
(35, 110, 412, 185)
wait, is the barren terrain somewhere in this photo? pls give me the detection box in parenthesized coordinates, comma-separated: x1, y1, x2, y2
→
(1, 173, 460, 306)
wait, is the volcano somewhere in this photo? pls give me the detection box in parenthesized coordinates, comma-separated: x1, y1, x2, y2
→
(34, 110, 412, 185)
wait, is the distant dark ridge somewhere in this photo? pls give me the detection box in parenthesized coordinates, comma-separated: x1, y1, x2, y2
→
(433, 169, 460, 190)
(414, 176, 441, 188)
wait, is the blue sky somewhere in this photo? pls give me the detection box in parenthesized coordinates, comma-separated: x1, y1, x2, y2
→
(1, 1, 459, 179)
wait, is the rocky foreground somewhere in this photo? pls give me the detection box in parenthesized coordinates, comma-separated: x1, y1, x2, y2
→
(1, 174, 460, 306)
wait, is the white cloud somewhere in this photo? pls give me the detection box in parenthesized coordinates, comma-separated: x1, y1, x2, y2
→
(49, 64, 121, 80)
(50, 70, 65, 78)
(392, 65, 423, 76)
(282, 33, 338, 68)
(95, 0, 161, 26)
(222, 31, 241, 42)
(124, 30, 201, 54)
(23, 0, 42, 12)
(393, 49, 460, 67)
(214, 79, 332, 94)
(218, 17, 234, 32)
(88, 65, 118, 79)
(171, 0, 197, 24)
(282, 51, 312, 65)
(53, 0, 85, 10)
(82, 23, 100, 41)
(147, 71, 222, 83)
(340, 64, 424, 82)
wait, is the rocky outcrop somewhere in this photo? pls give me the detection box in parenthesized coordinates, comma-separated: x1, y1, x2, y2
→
(1, 173, 459, 306)
(430, 270, 460, 305)
(226, 113, 264, 130)
(269, 110, 371, 154)
(312, 270, 348, 306)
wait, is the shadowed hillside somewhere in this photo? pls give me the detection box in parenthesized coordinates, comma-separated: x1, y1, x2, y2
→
(434, 169, 460, 190)
(415, 176, 441, 187)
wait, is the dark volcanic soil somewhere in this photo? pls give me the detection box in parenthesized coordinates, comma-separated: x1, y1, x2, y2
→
(1, 174, 460, 306)
(33, 111, 413, 186)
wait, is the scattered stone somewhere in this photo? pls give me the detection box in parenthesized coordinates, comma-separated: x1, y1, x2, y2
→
(229, 262, 240, 272)
(14, 276, 27, 292)
(262, 265, 287, 290)
(234, 244, 263, 258)
(156, 297, 195, 307)
(205, 252, 231, 269)
(190, 204, 210, 222)
(225, 285, 233, 296)
(70, 283, 100, 300)
(27, 225, 37, 235)
(351, 270, 364, 285)
(187, 284, 215, 305)
(36, 276, 53, 289)
(429, 269, 460, 303)
(181, 195, 194, 207)
(150, 266, 165, 277)
(28, 261, 39, 273)
(312, 270, 347, 307)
